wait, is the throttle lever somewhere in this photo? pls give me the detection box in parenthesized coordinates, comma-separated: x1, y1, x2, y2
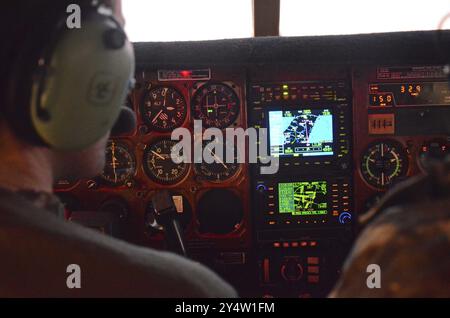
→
(152, 190, 187, 257)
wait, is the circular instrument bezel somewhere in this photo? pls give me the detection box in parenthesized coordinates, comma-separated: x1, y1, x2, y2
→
(417, 138, 449, 173)
(193, 139, 242, 183)
(142, 138, 190, 186)
(360, 139, 409, 190)
(140, 85, 187, 132)
(191, 82, 240, 129)
(99, 141, 136, 186)
(196, 188, 244, 235)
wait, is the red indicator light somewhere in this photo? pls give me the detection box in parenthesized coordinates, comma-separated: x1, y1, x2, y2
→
(180, 70, 192, 78)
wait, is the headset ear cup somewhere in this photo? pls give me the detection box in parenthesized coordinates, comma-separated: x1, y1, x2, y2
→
(30, 14, 135, 151)
(3, 39, 49, 147)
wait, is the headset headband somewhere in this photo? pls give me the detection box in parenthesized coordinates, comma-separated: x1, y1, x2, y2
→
(3, 1, 135, 150)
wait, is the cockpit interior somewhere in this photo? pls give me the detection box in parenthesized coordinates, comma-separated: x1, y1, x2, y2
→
(2, 0, 450, 299)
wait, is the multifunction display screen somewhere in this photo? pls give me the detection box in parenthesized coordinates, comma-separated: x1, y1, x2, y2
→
(269, 109, 334, 158)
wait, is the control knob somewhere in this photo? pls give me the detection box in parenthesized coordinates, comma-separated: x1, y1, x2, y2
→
(281, 258, 304, 282)
(339, 212, 352, 224)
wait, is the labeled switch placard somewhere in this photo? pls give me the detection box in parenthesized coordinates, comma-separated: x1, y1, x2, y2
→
(368, 113, 395, 135)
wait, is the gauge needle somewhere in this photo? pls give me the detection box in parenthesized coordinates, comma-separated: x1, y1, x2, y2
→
(205, 95, 211, 111)
(213, 95, 221, 116)
(207, 147, 228, 169)
(152, 110, 163, 123)
(152, 150, 165, 160)
(111, 142, 118, 183)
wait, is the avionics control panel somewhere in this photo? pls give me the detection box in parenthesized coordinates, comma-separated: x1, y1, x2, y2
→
(248, 80, 354, 297)
(249, 80, 354, 231)
(254, 177, 352, 230)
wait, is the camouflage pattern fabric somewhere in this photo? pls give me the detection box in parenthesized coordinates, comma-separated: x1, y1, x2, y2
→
(331, 160, 450, 297)
(331, 198, 450, 297)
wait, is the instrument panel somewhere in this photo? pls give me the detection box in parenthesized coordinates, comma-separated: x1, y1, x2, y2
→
(56, 68, 253, 270)
(353, 65, 450, 216)
(55, 63, 450, 297)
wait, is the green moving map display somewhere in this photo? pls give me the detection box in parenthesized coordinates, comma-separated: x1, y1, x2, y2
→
(278, 181, 328, 215)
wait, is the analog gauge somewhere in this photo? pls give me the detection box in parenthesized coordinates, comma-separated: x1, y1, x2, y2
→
(197, 189, 244, 235)
(194, 139, 241, 183)
(141, 86, 187, 131)
(99, 197, 129, 220)
(418, 139, 449, 172)
(100, 141, 136, 186)
(143, 139, 190, 185)
(191, 83, 240, 129)
(361, 140, 409, 190)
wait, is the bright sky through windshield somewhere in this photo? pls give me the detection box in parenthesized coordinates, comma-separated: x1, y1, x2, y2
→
(280, 0, 450, 36)
(122, 0, 253, 42)
(123, 0, 450, 42)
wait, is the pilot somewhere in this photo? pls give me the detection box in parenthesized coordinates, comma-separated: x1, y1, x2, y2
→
(0, 0, 236, 297)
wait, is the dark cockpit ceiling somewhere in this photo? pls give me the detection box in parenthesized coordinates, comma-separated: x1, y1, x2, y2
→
(133, 30, 450, 65)
(56, 30, 450, 297)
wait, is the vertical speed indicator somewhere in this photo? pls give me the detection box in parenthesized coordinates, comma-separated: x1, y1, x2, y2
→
(194, 139, 241, 183)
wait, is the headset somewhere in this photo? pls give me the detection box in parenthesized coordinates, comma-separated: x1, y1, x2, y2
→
(3, 1, 135, 151)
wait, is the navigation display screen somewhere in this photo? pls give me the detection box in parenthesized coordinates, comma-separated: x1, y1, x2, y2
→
(268, 108, 334, 158)
(278, 181, 328, 216)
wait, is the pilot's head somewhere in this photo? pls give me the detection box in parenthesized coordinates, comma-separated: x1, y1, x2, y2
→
(0, 0, 134, 190)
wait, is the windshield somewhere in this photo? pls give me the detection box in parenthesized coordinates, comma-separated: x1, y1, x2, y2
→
(123, 0, 450, 42)
(123, 0, 253, 42)
(281, 0, 450, 36)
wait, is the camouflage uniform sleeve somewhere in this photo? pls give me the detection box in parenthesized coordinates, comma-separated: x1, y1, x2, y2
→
(330, 198, 450, 298)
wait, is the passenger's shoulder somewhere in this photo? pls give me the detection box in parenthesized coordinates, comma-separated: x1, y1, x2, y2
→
(68, 223, 238, 297)
(0, 202, 236, 297)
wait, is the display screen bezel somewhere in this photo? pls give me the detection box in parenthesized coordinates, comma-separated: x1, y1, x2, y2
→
(273, 179, 332, 224)
(278, 180, 329, 216)
(268, 108, 334, 158)
(264, 103, 339, 164)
